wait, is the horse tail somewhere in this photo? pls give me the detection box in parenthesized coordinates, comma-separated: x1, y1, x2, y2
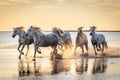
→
(37, 47, 41, 54)
(104, 41, 108, 49)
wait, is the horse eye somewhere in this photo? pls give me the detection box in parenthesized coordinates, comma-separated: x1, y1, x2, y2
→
(22, 36, 25, 38)
(15, 31, 17, 32)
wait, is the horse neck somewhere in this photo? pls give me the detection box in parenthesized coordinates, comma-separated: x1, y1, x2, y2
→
(80, 32, 84, 37)
(56, 30, 62, 37)
(18, 30, 25, 38)
(77, 32, 84, 37)
(92, 32, 97, 39)
(33, 31, 44, 43)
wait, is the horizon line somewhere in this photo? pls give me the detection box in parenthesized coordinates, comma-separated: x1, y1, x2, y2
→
(0, 30, 120, 32)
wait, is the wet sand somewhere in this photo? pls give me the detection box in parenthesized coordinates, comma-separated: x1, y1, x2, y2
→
(0, 48, 120, 80)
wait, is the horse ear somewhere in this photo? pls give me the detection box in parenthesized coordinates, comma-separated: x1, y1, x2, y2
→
(21, 26, 24, 29)
(93, 26, 97, 29)
(13, 27, 15, 29)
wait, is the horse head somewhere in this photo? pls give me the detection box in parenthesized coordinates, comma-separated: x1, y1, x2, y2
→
(78, 27, 83, 34)
(26, 26, 43, 41)
(90, 26, 96, 36)
(26, 27, 34, 39)
(52, 27, 57, 34)
(12, 27, 24, 38)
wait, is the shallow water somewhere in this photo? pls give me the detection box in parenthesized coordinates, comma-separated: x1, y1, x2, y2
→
(0, 31, 120, 49)
(0, 49, 120, 80)
(0, 31, 120, 80)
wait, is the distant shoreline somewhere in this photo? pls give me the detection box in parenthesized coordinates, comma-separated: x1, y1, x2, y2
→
(0, 30, 120, 32)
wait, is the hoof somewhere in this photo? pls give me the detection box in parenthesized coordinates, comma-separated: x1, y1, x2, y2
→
(101, 53, 106, 56)
(95, 53, 97, 55)
(97, 49, 100, 51)
(33, 58, 36, 61)
(21, 52, 24, 55)
(18, 56, 21, 59)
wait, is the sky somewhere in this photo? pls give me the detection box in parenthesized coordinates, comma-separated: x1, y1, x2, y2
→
(0, 0, 120, 31)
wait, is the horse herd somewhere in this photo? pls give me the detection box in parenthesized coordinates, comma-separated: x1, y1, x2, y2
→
(12, 26, 108, 60)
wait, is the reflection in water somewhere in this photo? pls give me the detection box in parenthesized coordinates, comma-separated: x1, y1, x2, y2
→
(18, 57, 107, 77)
(75, 58, 88, 74)
(92, 58, 107, 74)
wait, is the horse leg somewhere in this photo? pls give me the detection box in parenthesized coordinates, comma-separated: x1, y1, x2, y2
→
(18, 44, 22, 59)
(25, 45, 29, 56)
(85, 44, 88, 56)
(102, 43, 104, 55)
(21, 44, 25, 55)
(74, 46, 77, 55)
(97, 44, 101, 51)
(53, 46, 57, 54)
(80, 46, 84, 55)
(93, 45, 97, 55)
(18, 43, 21, 53)
(85, 44, 88, 53)
(53, 45, 58, 59)
(33, 46, 37, 61)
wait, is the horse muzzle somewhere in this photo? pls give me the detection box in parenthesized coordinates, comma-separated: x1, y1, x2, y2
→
(90, 33, 92, 36)
(12, 35, 15, 38)
(26, 34, 28, 36)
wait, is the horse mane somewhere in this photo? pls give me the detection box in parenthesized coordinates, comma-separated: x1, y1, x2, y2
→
(53, 27, 63, 37)
(91, 26, 97, 29)
(57, 28, 64, 34)
(15, 26, 25, 32)
(30, 26, 41, 31)
(30, 26, 44, 35)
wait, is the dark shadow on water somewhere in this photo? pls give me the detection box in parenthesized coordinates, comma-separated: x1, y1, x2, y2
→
(92, 57, 107, 74)
(18, 57, 107, 77)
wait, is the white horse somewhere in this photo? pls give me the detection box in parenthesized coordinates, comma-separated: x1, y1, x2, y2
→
(90, 26, 108, 55)
(26, 26, 62, 60)
(75, 27, 88, 55)
(52, 27, 72, 50)
(12, 27, 34, 59)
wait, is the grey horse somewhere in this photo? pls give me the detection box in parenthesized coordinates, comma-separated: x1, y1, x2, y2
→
(26, 26, 63, 60)
(12, 27, 34, 59)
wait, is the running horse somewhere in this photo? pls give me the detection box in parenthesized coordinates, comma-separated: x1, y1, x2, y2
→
(26, 26, 62, 60)
(12, 27, 34, 59)
(89, 26, 108, 55)
(52, 27, 72, 50)
(75, 27, 88, 55)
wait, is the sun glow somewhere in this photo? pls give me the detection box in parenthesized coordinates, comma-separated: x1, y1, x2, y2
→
(0, 0, 120, 31)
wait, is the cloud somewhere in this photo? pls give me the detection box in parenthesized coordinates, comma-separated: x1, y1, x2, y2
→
(0, 0, 32, 6)
(80, 0, 120, 11)
(0, 2, 11, 6)
(35, 5, 60, 9)
(8, 0, 31, 3)
(54, 0, 66, 3)
(80, 0, 98, 3)
(110, 10, 120, 16)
